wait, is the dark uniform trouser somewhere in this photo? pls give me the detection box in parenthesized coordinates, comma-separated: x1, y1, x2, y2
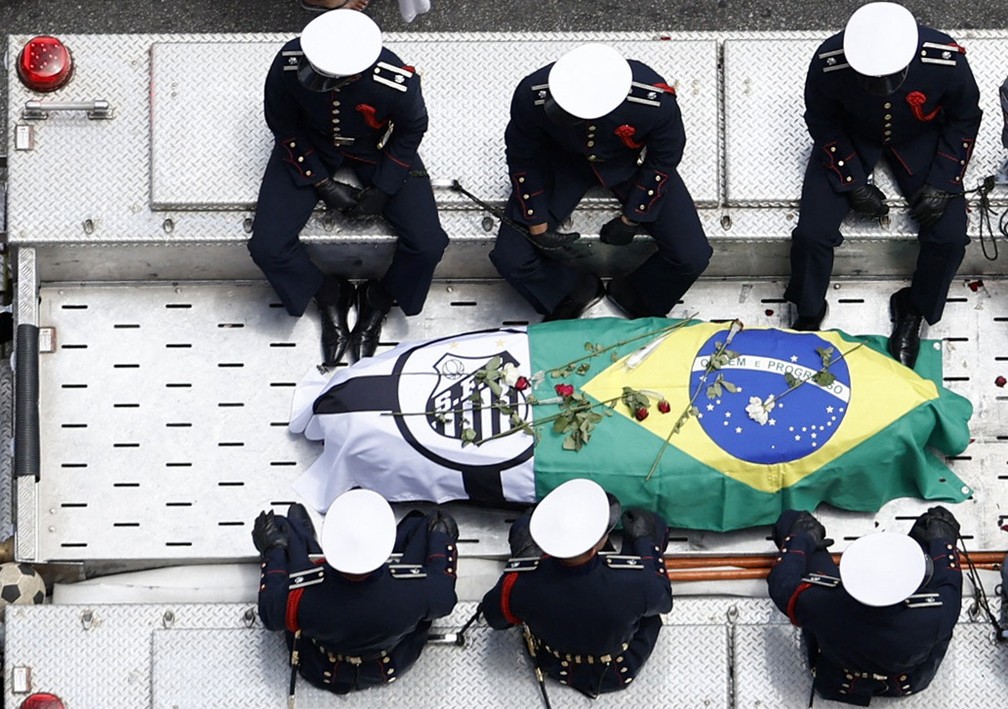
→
(798, 548, 949, 706)
(284, 510, 438, 694)
(490, 158, 711, 317)
(785, 146, 968, 325)
(249, 149, 449, 317)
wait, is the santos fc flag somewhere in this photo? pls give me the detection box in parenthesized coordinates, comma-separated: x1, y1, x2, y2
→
(289, 318, 972, 531)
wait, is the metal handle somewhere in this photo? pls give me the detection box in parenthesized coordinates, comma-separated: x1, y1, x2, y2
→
(22, 99, 113, 121)
(14, 324, 40, 479)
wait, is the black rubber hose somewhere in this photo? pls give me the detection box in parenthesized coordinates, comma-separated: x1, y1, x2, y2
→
(14, 323, 39, 479)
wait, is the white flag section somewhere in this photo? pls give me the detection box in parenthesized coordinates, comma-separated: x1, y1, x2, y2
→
(290, 328, 537, 512)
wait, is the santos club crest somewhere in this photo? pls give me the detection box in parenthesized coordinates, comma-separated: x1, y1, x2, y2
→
(392, 331, 534, 473)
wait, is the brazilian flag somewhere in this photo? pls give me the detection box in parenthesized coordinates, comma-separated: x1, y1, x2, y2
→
(529, 318, 972, 531)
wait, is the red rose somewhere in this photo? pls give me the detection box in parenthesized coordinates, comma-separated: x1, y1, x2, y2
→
(657, 400, 671, 414)
(996, 376, 1007, 388)
(515, 376, 530, 391)
(554, 383, 575, 397)
(635, 407, 649, 421)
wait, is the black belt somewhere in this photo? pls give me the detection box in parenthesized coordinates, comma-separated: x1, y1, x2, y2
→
(310, 637, 389, 666)
(532, 635, 629, 665)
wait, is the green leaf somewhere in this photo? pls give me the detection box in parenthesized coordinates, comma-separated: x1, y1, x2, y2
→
(689, 406, 700, 417)
(584, 342, 595, 352)
(594, 343, 606, 353)
(723, 348, 740, 361)
(812, 371, 836, 387)
(562, 435, 578, 451)
(722, 380, 738, 394)
(576, 362, 591, 375)
(550, 370, 562, 378)
(610, 352, 619, 362)
(706, 382, 722, 399)
(816, 347, 834, 365)
(469, 391, 482, 403)
(588, 412, 603, 423)
(485, 355, 502, 371)
(461, 428, 477, 448)
(784, 372, 799, 389)
(488, 380, 502, 398)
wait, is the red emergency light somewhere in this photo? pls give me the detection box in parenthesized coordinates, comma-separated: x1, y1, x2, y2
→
(19, 694, 65, 709)
(17, 36, 74, 93)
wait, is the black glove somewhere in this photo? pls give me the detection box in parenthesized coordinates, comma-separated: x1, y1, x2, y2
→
(909, 184, 953, 228)
(909, 505, 961, 544)
(599, 216, 638, 246)
(315, 178, 361, 213)
(427, 508, 460, 542)
(621, 507, 659, 543)
(286, 503, 317, 540)
(346, 185, 390, 219)
(531, 227, 581, 250)
(508, 513, 542, 558)
(252, 510, 288, 554)
(846, 184, 889, 218)
(772, 510, 832, 551)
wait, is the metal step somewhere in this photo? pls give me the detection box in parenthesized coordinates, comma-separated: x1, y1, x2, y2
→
(5, 599, 1003, 708)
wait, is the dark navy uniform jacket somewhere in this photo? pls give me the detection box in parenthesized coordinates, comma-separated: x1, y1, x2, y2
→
(505, 61, 685, 226)
(257, 513, 457, 692)
(804, 26, 981, 195)
(768, 531, 961, 706)
(265, 39, 428, 196)
(482, 525, 672, 695)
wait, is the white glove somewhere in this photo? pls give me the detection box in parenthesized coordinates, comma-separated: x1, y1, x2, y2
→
(398, 0, 431, 22)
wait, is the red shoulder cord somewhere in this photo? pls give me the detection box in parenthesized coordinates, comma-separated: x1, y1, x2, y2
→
(786, 582, 813, 626)
(500, 572, 522, 625)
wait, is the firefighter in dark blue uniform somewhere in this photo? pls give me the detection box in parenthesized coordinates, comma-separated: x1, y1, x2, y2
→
(252, 490, 458, 696)
(490, 44, 712, 321)
(250, 10, 448, 366)
(481, 479, 673, 698)
(767, 507, 962, 706)
(786, 2, 982, 369)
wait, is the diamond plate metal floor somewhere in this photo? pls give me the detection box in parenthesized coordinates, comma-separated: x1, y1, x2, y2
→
(22, 277, 1008, 564)
(6, 599, 1003, 708)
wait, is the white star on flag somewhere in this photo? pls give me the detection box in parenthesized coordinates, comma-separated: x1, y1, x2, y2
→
(735, 426, 743, 433)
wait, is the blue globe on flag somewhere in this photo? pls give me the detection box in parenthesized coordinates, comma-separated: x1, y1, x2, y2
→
(690, 329, 852, 464)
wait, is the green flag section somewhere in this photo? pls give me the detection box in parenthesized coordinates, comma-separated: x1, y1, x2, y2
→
(528, 318, 972, 531)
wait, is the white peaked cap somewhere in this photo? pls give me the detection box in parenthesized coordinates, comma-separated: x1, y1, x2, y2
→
(840, 532, 926, 607)
(843, 2, 919, 77)
(301, 9, 382, 78)
(548, 44, 632, 120)
(320, 489, 396, 574)
(530, 479, 610, 559)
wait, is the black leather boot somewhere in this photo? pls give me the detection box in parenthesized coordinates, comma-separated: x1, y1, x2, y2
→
(888, 288, 923, 369)
(350, 280, 393, 361)
(605, 276, 648, 319)
(791, 301, 829, 331)
(314, 276, 353, 367)
(544, 273, 605, 322)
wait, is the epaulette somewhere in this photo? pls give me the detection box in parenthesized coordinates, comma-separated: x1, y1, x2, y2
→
(371, 61, 414, 93)
(503, 557, 540, 572)
(817, 48, 850, 73)
(904, 592, 943, 608)
(530, 83, 549, 106)
(626, 81, 673, 107)
(920, 42, 965, 67)
(801, 572, 840, 588)
(289, 566, 324, 590)
(389, 563, 427, 579)
(281, 49, 303, 73)
(604, 554, 645, 570)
